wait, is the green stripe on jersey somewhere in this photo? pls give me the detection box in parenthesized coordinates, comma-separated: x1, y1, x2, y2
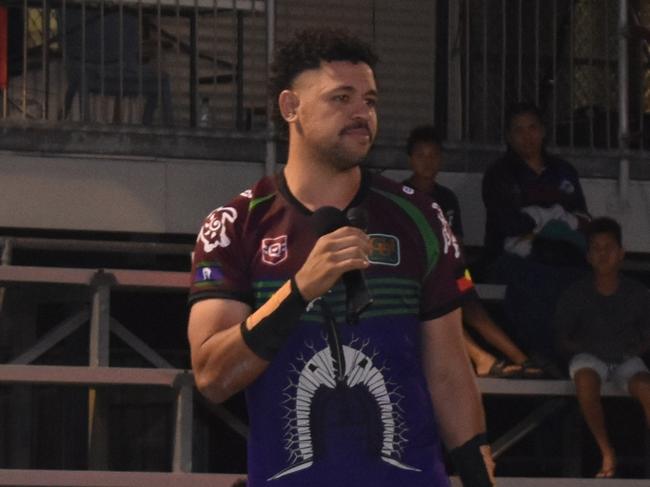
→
(370, 187, 440, 278)
(249, 193, 276, 211)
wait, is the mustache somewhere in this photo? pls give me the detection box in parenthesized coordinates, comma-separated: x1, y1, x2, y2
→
(340, 122, 372, 136)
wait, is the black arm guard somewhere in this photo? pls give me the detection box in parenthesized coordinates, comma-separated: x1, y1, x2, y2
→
(240, 277, 307, 361)
(450, 433, 492, 487)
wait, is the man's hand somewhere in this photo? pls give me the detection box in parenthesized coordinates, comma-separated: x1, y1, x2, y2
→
(481, 444, 497, 486)
(295, 226, 371, 301)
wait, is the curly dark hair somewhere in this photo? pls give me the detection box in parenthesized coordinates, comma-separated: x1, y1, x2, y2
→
(269, 28, 378, 135)
(406, 125, 441, 155)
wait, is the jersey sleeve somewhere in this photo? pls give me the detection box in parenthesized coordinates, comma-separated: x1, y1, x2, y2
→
(419, 200, 475, 321)
(188, 200, 254, 307)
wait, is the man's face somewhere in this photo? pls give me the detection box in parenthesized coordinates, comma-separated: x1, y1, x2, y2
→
(408, 141, 442, 180)
(507, 112, 545, 160)
(289, 60, 378, 170)
(587, 232, 624, 276)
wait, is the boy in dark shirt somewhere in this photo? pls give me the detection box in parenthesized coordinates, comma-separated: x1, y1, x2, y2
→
(555, 217, 650, 478)
(404, 125, 542, 378)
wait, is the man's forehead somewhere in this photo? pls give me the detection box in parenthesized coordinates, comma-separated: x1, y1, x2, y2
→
(292, 60, 376, 90)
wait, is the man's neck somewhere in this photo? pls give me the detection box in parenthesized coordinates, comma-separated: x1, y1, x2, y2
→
(284, 148, 362, 212)
(594, 272, 619, 296)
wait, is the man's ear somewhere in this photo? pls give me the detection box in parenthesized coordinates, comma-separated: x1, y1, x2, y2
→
(278, 90, 299, 122)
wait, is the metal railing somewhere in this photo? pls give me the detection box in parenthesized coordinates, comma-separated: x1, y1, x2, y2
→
(1, 0, 650, 164)
(0, 0, 268, 130)
(451, 0, 650, 154)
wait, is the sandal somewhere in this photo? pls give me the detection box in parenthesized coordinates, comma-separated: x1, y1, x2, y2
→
(477, 359, 522, 378)
(520, 359, 545, 379)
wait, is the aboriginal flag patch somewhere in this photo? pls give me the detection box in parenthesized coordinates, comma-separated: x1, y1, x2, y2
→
(456, 269, 474, 292)
(368, 234, 400, 266)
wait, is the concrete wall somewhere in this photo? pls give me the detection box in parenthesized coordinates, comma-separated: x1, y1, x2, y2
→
(2, 151, 649, 253)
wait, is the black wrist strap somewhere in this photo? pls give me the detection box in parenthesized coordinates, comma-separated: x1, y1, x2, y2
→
(450, 433, 492, 487)
(240, 277, 307, 361)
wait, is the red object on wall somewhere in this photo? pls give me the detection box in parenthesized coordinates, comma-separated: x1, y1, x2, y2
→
(0, 7, 7, 89)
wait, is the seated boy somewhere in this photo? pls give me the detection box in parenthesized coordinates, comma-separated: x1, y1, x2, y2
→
(554, 217, 650, 478)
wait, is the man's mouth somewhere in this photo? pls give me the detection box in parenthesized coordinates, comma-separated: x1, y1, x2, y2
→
(341, 126, 371, 138)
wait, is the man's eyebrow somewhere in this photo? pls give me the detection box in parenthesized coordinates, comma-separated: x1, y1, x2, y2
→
(325, 86, 378, 97)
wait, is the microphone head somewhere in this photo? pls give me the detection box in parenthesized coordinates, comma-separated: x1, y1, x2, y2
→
(346, 207, 368, 231)
(311, 206, 348, 236)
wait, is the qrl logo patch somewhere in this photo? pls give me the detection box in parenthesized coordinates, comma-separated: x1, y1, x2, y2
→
(368, 234, 400, 266)
(262, 235, 288, 265)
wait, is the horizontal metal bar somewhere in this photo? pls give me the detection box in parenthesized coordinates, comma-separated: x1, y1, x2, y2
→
(474, 283, 505, 301)
(37, 0, 265, 10)
(0, 237, 191, 256)
(0, 469, 246, 487)
(477, 377, 628, 397)
(449, 476, 647, 486)
(0, 266, 188, 290)
(0, 364, 189, 387)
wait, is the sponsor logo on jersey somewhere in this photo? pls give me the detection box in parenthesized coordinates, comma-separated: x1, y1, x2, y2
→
(262, 235, 288, 265)
(456, 269, 474, 292)
(368, 234, 400, 266)
(401, 185, 415, 195)
(559, 179, 575, 194)
(198, 206, 238, 253)
(240, 189, 253, 198)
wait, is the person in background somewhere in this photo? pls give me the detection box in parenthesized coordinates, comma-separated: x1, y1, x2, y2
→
(187, 29, 494, 486)
(481, 102, 590, 372)
(555, 217, 650, 479)
(404, 125, 542, 378)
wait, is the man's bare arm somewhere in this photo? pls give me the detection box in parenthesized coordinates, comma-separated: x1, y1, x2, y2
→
(188, 226, 370, 404)
(422, 308, 495, 485)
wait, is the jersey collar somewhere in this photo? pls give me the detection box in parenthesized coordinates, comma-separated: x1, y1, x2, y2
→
(276, 167, 372, 215)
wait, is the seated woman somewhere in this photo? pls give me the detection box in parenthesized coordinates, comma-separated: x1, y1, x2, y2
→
(481, 103, 590, 372)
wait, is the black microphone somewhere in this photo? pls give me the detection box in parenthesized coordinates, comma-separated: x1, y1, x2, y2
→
(311, 206, 373, 324)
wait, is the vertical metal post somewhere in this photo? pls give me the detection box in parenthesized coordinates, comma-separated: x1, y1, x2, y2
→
(552, 0, 558, 145)
(605, 0, 611, 149)
(535, 0, 540, 106)
(447, 0, 462, 141)
(265, 0, 276, 176)
(482, 0, 488, 141)
(618, 0, 630, 206)
(0, 237, 13, 312)
(22, 0, 27, 119)
(569, 0, 575, 148)
(500, 0, 506, 136)
(172, 374, 194, 472)
(42, 0, 49, 120)
(235, 11, 244, 130)
(517, 0, 522, 100)
(87, 270, 113, 469)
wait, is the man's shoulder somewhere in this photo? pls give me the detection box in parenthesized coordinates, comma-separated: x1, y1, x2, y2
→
(212, 175, 278, 215)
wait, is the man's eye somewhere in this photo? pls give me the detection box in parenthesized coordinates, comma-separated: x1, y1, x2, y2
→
(366, 98, 377, 108)
(333, 94, 349, 102)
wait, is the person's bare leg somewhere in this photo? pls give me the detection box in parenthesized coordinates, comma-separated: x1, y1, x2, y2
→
(464, 331, 520, 376)
(628, 372, 650, 428)
(574, 368, 616, 477)
(463, 299, 528, 364)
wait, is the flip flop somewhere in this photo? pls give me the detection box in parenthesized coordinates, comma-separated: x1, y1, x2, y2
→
(477, 359, 522, 378)
(595, 467, 616, 478)
(520, 359, 545, 378)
